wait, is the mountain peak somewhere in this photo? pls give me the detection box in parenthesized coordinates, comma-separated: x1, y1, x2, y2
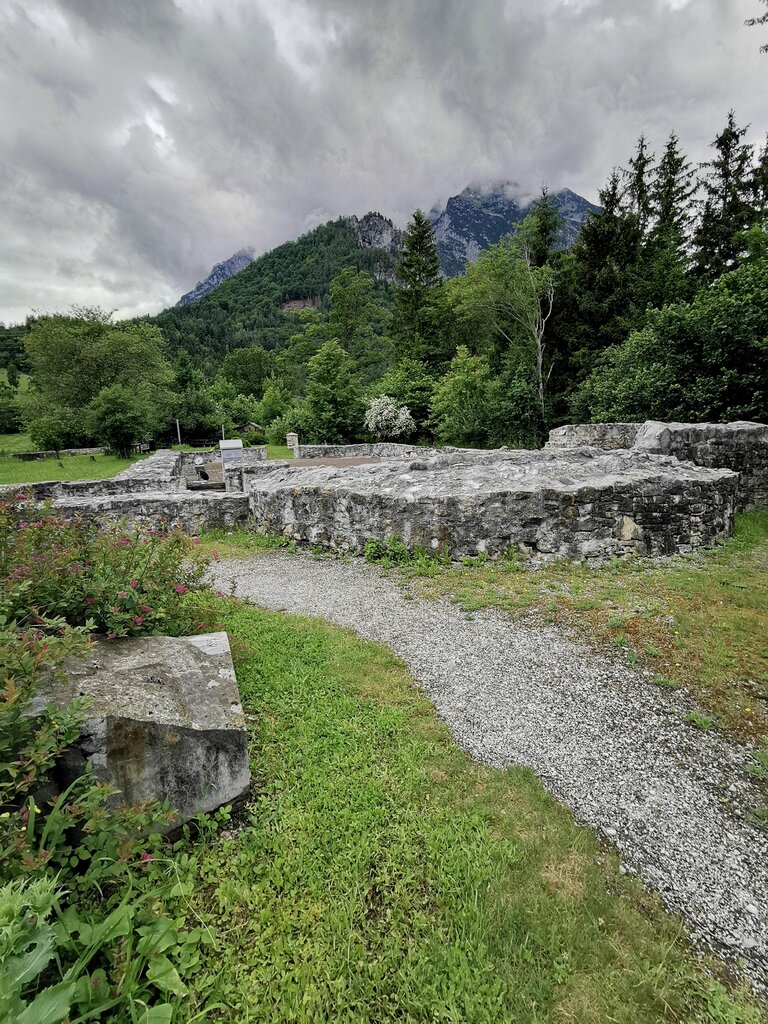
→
(428, 181, 599, 276)
(177, 247, 256, 306)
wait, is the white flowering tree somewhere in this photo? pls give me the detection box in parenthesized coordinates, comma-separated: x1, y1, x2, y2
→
(364, 395, 416, 440)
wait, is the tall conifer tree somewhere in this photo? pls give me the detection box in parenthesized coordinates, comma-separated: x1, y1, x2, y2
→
(519, 186, 563, 268)
(693, 111, 756, 281)
(642, 132, 696, 306)
(393, 210, 447, 368)
(626, 135, 655, 235)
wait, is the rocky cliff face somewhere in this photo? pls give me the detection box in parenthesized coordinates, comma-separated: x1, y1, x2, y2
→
(428, 182, 599, 276)
(345, 212, 402, 282)
(177, 247, 255, 306)
(346, 212, 403, 255)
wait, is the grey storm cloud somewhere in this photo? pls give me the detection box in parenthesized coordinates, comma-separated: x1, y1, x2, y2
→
(0, 0, 766, 322)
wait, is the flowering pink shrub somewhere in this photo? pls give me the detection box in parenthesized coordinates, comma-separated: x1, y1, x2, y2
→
(0, 497, 209, 638)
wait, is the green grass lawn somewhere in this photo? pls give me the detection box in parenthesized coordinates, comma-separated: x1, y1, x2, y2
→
(0, 431, 35, 456)
(163, 596, 764, 1022)
(0, 452, 146, 484)
(265, 443, 294, 459)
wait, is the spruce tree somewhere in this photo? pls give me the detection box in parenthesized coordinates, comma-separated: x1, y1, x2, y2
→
(518, 186, 563, 268)
(554, 170, 644, 372)
(393, 210, 447, 368)
(304, 339, 364, 443)
(642, 132, 696, 307)
(752, 135, 768, 218)
(693, 111, 756, 282)
(626, 135, 655, 235)
(745, 0, 768, 52)
(651, 133, 696, 239)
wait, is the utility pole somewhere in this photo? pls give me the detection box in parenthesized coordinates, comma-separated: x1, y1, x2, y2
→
(176, 419, 181, 445)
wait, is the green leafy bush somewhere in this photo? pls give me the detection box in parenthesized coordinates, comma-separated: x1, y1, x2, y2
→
(0, 495, 218, 1020)
(1, 496, 209, 639)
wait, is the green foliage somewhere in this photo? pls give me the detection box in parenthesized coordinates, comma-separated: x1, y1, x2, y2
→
(448, 231, 554, 440)
(1, 497, 208, 639)
(5, 364, 19, 391)
(429, 346, 494, 447)
(23, 311, 173, 448)
(156, 218, 397, 369)
(747, 737, 768, 780)
(573, 256, 768, 422)
(264, 409, 306, 446)
(0, 495, 220, 1021)
(220, 345, 274, 399)
(255, 375, 292, 428)
(373, 358, 436, 431)
(518, 186, 564, 267)
(0, 383, 21, 434)
(303, 339, 364, 443)
(364, 535, 449, 571)
(329, 267, 391, 380)
(27, 407, 84, 452)
(694, 112, 757, 282)
(87, 383, 153, 456)
(393, 210, 449, 368)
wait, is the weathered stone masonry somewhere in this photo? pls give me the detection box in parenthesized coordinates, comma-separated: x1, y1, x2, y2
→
(548, 420, 768, 509)
(6, 422, 766, 561)
(248, 448, 738, 560)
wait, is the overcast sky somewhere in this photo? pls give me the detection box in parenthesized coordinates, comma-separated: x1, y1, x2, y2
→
(1, 0, 766, 323)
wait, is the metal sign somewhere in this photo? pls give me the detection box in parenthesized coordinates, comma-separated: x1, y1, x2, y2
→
(219, 439, 244, 466)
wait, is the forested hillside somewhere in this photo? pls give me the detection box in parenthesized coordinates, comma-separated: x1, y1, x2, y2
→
(155, 217, 398, 371)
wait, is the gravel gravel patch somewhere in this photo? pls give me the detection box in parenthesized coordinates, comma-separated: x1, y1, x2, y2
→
(212, 552, 768, 993)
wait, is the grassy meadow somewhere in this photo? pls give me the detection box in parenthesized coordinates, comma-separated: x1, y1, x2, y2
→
(0, 434, 292, 485)
(160, 595, 766, 1022)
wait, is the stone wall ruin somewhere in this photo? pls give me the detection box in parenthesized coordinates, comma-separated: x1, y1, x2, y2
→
(6, 421, 767, 561)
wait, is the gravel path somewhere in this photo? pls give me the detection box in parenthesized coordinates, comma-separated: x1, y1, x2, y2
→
(212, 552, 768, 992)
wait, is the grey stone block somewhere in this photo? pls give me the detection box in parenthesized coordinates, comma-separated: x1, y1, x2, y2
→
(28, 632, 250, 826)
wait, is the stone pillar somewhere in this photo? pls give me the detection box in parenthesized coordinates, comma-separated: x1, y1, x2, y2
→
(224, 466, 244, 493)
(286, 432, 299, 455)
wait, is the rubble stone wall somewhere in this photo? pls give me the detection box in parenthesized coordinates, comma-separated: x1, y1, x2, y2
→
(294, 442, 441, 459)
(7, 425, 764, 560)
(547, 420, 768, 509)
(248, 450, 739, 561)
(547, 423, 641, 450)
(54, 491, 250, 532)
(633, 421, 768, 508)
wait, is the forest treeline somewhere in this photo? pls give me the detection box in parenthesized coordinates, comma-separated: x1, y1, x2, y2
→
(2, 111, 767, 454)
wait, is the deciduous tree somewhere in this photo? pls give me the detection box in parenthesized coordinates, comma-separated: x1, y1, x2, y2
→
(303, 340, 364, 443)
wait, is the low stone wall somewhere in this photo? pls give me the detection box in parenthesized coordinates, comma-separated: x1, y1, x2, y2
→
(248, 449, 738, 561)
(10, 446, 107, 461)
(547, 423, 641, 450)
(547, 420, 768, 509)
(294, 442, 441, 459)
(7, 425, 762, 559)
(633, 421, 768, 508)
(54, 491, 249, 532)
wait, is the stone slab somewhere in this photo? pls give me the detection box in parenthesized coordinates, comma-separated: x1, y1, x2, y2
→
(28, 632, 250, 825)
